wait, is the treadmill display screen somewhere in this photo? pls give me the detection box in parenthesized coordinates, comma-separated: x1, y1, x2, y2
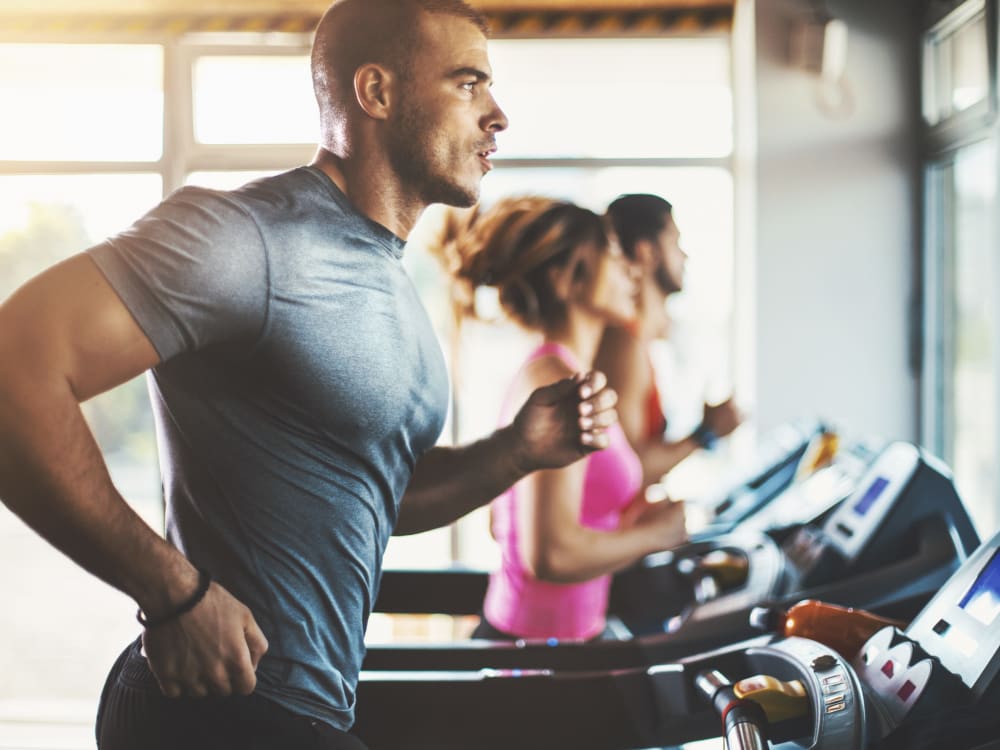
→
(958, 549, 1000, 626)
(852, 476, 889, 517)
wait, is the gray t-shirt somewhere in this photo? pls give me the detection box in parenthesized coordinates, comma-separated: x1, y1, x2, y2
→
(88, 166, 449, 729)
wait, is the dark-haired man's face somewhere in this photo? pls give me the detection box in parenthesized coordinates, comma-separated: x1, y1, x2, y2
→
(385, 12, 508, 207)
(655, 216, 686, 294)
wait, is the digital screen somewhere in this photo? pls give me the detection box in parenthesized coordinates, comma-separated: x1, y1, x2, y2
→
(852, 476, 889, 517)
(958, 549, 1000, 626)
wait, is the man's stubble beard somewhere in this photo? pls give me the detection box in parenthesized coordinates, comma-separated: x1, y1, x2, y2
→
(387, 97, 481, 209)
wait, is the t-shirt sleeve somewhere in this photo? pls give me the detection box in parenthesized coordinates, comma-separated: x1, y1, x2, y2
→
(87, 185, 269, 361)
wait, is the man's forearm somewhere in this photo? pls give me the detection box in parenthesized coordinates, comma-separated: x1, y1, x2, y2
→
(638, 436, 699, 486)
(396, 370, 616, 535)
(0, 373, 197, 617)
(394, 425, 527, 535)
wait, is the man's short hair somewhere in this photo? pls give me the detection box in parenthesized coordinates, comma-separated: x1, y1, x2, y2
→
(312, 0, 489, 122)
(606, 193, 673, 261)
(606, 193, 676, 294)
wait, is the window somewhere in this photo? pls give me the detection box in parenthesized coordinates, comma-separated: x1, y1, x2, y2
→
(922, 0, 992, 126)
(0, 44, 163, 161)
(192, 54, 316, 144)
(924, 138, 999, 535)
(486, 38, 732, 158)
(921, 0, 1000, 537)
(0, 47, 165, 744)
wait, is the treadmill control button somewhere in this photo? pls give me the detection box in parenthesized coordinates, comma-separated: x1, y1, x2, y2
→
(825, 696, 847, 714)
(811, 655, 838, 672)
(732, 674, 810, 722)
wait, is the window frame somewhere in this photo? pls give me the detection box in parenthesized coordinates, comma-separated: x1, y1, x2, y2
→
(920, 0, 1000, 536)
(922, 0, 999, 151)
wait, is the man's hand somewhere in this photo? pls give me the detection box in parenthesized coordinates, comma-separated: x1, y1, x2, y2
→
(396, 371, 618, 535)
(702, 396, 743, 439)
(508, 370, 618, 473)
(142, 582, 268, 698)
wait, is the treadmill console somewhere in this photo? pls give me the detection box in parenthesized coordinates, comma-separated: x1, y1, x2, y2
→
(621, 441, 977, 644)
(780, 442, 979, 590)
(904, 533, 1000, 698)
(818, 444, 915, 559)
(849, 530, 1000, 740)
(737, 441, 876, 538)
(698, 419, 828, 531)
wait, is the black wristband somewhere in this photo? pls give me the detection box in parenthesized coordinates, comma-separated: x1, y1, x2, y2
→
(136, 568, 212, 629)
(692, 422, 719, 450)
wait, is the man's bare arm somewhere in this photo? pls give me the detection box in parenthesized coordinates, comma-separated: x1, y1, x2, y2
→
(0, 253, 266, 697)
(395, 371, 618, 536)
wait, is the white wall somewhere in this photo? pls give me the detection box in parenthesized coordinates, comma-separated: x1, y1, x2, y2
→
(753, 0, 921, 443)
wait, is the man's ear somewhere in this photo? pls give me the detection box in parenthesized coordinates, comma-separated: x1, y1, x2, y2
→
(353, 63, 394, 120)
(633, 238, 656, 269)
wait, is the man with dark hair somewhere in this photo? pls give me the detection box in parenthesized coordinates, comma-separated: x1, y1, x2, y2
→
(596, 193, 742, 487)
(0, 2, 619, 748)
(606, 193, 682, 297)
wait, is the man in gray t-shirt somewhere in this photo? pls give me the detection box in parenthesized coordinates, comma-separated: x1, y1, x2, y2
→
(88, 166, 452, 729)
(0, 1, 621, 748)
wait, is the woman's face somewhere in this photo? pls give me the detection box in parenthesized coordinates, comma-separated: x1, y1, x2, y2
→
(585, 234, 640, 326)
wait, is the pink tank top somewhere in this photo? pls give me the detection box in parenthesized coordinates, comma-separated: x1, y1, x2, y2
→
(482, 342, 643, 640)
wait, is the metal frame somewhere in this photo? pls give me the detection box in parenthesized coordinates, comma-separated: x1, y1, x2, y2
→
(920, 0, 1000, 534)
(922, 0, 998, 154)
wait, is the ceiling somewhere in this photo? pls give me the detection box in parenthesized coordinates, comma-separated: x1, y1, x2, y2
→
(0, 0, 729, 16)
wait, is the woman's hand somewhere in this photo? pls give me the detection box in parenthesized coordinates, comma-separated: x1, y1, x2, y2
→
(620, 496, 687, 550)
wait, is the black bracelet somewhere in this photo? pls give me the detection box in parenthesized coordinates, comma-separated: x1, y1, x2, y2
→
(136, 568, 212, 629)
(692, 422, 719, 450)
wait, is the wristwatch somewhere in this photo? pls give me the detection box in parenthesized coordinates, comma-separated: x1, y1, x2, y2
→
(692, 422, 719, 450)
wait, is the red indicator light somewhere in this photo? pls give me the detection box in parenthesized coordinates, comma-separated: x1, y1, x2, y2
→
(881, 660, 894, 678)
(897, 680, 916, 702)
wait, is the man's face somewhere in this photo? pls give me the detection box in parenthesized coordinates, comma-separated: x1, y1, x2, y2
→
(386, 13, 508, 207)
(655, 215, 687, 294)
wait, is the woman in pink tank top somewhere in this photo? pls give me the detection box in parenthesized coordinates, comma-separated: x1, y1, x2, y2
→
(438, 196, 688, 641)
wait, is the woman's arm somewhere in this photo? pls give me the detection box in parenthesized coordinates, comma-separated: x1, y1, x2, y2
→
(512, 356, 686, 584)
(518, 465, 686, 583)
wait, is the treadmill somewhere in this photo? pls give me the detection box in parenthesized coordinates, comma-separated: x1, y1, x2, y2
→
(354, 528, 1000, 750)
(362, 442, 978, 672)
(686, 419, 876, 540)
(610, 433, 881, 632)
